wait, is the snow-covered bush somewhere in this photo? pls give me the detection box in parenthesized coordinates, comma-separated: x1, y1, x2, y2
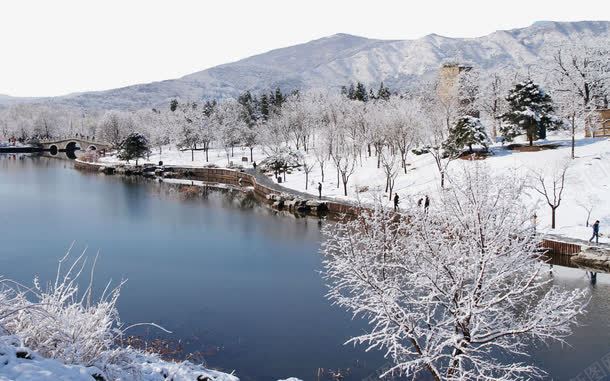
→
(0, 249, 237, 381)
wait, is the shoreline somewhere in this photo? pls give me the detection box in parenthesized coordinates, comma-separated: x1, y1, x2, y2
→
(74, 159, 610, 272)
(74, 159, 362, 218)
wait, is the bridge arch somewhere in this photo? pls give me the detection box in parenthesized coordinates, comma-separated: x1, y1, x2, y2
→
(64, 141, 79, 159)
(87, 145, 97, 151)
(49, 145, 58, 156)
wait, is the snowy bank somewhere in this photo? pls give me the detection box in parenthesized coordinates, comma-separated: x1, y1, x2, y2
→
(0, 335, 237, 381)
(99, 134, 610, 244)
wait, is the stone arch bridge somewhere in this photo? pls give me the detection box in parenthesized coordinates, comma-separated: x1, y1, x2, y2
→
(40, 138, 112, 159)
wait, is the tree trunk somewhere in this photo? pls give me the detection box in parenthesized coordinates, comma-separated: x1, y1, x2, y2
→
(343, 180, 348, 196)
(205, 149, 209, 162)
(440, 171, 445, 188)
(320, 163, 325, 183)
(191, 149, 194, 161)
(571, 114, 576, 159)
(336, 167, 339, 188)
(305, 173, 309, 190)
(250, 147, 254, 162)
(551, 207, 556, 229)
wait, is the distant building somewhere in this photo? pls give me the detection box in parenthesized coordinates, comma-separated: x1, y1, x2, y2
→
(437, 63, 479, 118)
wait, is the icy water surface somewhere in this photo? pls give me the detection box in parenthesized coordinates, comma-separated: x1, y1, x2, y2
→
(1, 156, 610, 380)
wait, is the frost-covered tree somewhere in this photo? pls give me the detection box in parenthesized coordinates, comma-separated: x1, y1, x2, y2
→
(175, 103, 200, 161)
(549, 40, 610, 136)
(322, 165, 587, 381)
(445, 116, 490, 154)
(479, 71, 511, 139)
(501, 80, 559, 146)
(419, 87, 461, 188)
(384, 97, 421, 173)
(99, 111, 132, 148)
(212, 100, 246, 164)
(296, 151, 316, 190)
(380, 149, 400, 200)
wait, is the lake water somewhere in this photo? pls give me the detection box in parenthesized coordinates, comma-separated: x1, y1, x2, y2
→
(1, 155, 609, 380)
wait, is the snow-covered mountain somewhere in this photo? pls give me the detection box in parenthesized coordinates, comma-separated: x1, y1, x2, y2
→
(4, 20, 610, 110)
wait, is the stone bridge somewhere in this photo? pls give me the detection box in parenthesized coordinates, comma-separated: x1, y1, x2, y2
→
(40, 138, 111, 158)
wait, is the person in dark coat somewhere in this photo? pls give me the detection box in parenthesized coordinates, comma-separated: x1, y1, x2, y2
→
(589, 220, 600, 244)
(318, 182, 322, 199)
(252, 161, 257, 170)
(393, 193, 399, 211)
(424, 195, 430, 210)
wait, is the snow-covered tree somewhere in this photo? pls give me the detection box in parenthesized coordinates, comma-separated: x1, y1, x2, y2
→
(501, 80, 559, 146)
(322, 165, 587, 381)
(99, 111, 132, 148)
(445, 116, 490, 154)
(549, 39, 610, 136)
(175, 103, 200, 161)
(212, 100, 246, 165)
(479, 71, 511, 139)
(419, 89, 461, 188)
(380, 149, 400, 200)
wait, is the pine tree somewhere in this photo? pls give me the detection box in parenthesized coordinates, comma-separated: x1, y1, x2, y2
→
(377, 82, 391, 101)
(274, 87, 284, 108)
(347, 83, 356, 100)
(169, 99, 179, 112)
(445, 116, 490, 154)
(354, 82, 368, 102)
(259, 94, 270, 120)
(238, 91, 258, 127)
(203, 100, 217, 117)
(117, 132, 151, 165)
(501, 80, 558, 146)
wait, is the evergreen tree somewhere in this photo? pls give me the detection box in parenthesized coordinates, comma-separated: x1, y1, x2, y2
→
(203, 100, 217, 117)
(369, 89, 376, 101)
(117, 132, 151, 165)
(347, 83, 356, 100)
(238, 91, 259, 126)
(169, 99, 179, 112)
(501, 80, 558, 146)
(273, 87, 285, 108)
(377, 82, 391, 101)
(445, 116, 490, 154)
(259, 94, 270, 120)
(354, 82, 368, 102)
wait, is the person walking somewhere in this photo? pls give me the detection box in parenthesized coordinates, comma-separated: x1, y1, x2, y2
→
(252, 161, 257, 170)
(393, 193, 399, 211)
(424, 195, 430, 211)
(589, 220, 600, 244)
(318, 182, 322, 199)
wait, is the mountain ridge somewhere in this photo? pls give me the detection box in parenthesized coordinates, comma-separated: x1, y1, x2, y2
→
(2, 20, 608, 110)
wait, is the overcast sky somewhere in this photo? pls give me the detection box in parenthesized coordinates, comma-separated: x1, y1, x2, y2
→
(1, 0, 607, 97)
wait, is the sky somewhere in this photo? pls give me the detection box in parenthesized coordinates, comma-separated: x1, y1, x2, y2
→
(1, 0, 608, 97)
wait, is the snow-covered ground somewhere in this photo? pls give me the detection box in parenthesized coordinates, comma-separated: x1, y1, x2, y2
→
(0, 336, 237, 381)
(99, 134, 610, 244)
